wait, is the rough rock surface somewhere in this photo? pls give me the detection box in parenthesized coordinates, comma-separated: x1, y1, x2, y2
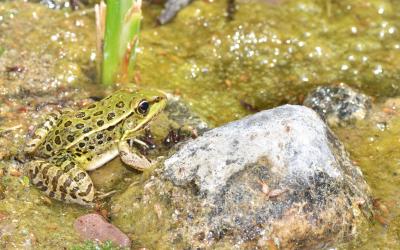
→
(112, 105, 372, 249)
(74, 214, 131, 248)
(303, 84, 372, 126)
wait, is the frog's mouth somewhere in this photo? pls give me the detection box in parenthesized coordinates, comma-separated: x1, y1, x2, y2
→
(132, 95, 167, 132)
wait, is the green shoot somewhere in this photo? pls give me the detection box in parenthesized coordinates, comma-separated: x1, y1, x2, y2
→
(97, 0, 143, 85)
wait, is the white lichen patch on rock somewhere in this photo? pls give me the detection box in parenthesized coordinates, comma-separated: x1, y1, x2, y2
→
(164, 105, 344, 197)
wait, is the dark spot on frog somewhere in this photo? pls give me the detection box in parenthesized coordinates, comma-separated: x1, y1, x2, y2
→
(98, 140, 103, 145)
(89, 145, 95, 150)
(41, 165, 50, 177)
(64, 121, 72, 127)
(75, 112, 86, 118)
(107, 136, 112, 141)
(96, 134, 103, 139)
(79, 142, 85, 148)
(84, 136, 89, 141)
(116, 101, 125, 108)
(55, 130, 60, 135)
(107, 112, 116, 121)
(83, 127, 92, 133)
(74, 172, 86, 182)
(64, 162, 75, 173)
(107, 125, 115, 131)
(46, 144, 52, 152)
(70, 187, 79, 199)
(78, 183, 92, 196)
(97, 120, 105, 126)
(82, 116, 91, 120)
(75, 123, 84, 129)
(54, 136, 61, 145)
(51, 170, 63, 191)
(59, 185, 67, 193)
(63, 178, 72, 188)
(87, 104, 96, 109)
(35, 181, 44, 188)
(49, 121, 54, 126)
(67, 135, 74, 142)
(93, 111, 103, 116)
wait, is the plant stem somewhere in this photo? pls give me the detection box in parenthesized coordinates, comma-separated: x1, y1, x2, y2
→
(101, 0, 142, 85)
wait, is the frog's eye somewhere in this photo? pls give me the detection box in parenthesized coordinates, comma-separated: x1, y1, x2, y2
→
(137, 100, 149, 114)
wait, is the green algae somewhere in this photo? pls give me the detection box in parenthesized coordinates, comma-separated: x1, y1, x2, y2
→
(334, 107, 400, 249)
(70, 240, 127, 250)
(0, 0, 399, 249)
(0, 162, 90, 249)
(137, 0, 400, 126)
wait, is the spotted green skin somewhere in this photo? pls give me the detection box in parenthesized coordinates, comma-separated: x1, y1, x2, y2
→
(25, 89, 166, 205)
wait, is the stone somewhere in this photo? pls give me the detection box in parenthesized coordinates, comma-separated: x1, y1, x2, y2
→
(74, 213, 131, 248)
(303, 83, 372, 126)
(158, 0, 193, 25)
(112, 105, 372, 249)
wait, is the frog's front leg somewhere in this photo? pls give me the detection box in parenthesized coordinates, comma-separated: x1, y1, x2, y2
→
(118, 140, 153, 171)
(28, 155, 94, 205)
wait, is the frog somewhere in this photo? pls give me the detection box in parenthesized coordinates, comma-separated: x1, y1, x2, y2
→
(25, 89, 167, 206)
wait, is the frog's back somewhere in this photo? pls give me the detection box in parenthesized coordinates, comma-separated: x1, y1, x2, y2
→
(35, 90, 135, 157)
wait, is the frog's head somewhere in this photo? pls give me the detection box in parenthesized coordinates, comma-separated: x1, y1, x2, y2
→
(121, 89, 167, 140)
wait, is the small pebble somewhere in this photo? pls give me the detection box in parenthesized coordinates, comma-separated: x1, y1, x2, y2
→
(74, 213, 131, 248)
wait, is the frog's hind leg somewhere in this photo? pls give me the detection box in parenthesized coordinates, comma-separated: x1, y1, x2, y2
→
(25, 111, 62, 153)
(28, 157, 94, 206)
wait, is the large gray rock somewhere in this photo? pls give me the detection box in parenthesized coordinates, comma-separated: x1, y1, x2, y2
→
(111, 105, 372, 249)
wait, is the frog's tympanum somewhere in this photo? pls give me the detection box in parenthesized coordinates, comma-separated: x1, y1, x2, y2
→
(25, 89, 166, 205)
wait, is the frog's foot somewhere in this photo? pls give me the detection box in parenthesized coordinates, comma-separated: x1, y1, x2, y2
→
(28, 159, 94, 206)
(118, 140, 153, 171)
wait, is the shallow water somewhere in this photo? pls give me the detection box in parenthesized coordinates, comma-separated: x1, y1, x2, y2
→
(0, 0, 399, 249)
